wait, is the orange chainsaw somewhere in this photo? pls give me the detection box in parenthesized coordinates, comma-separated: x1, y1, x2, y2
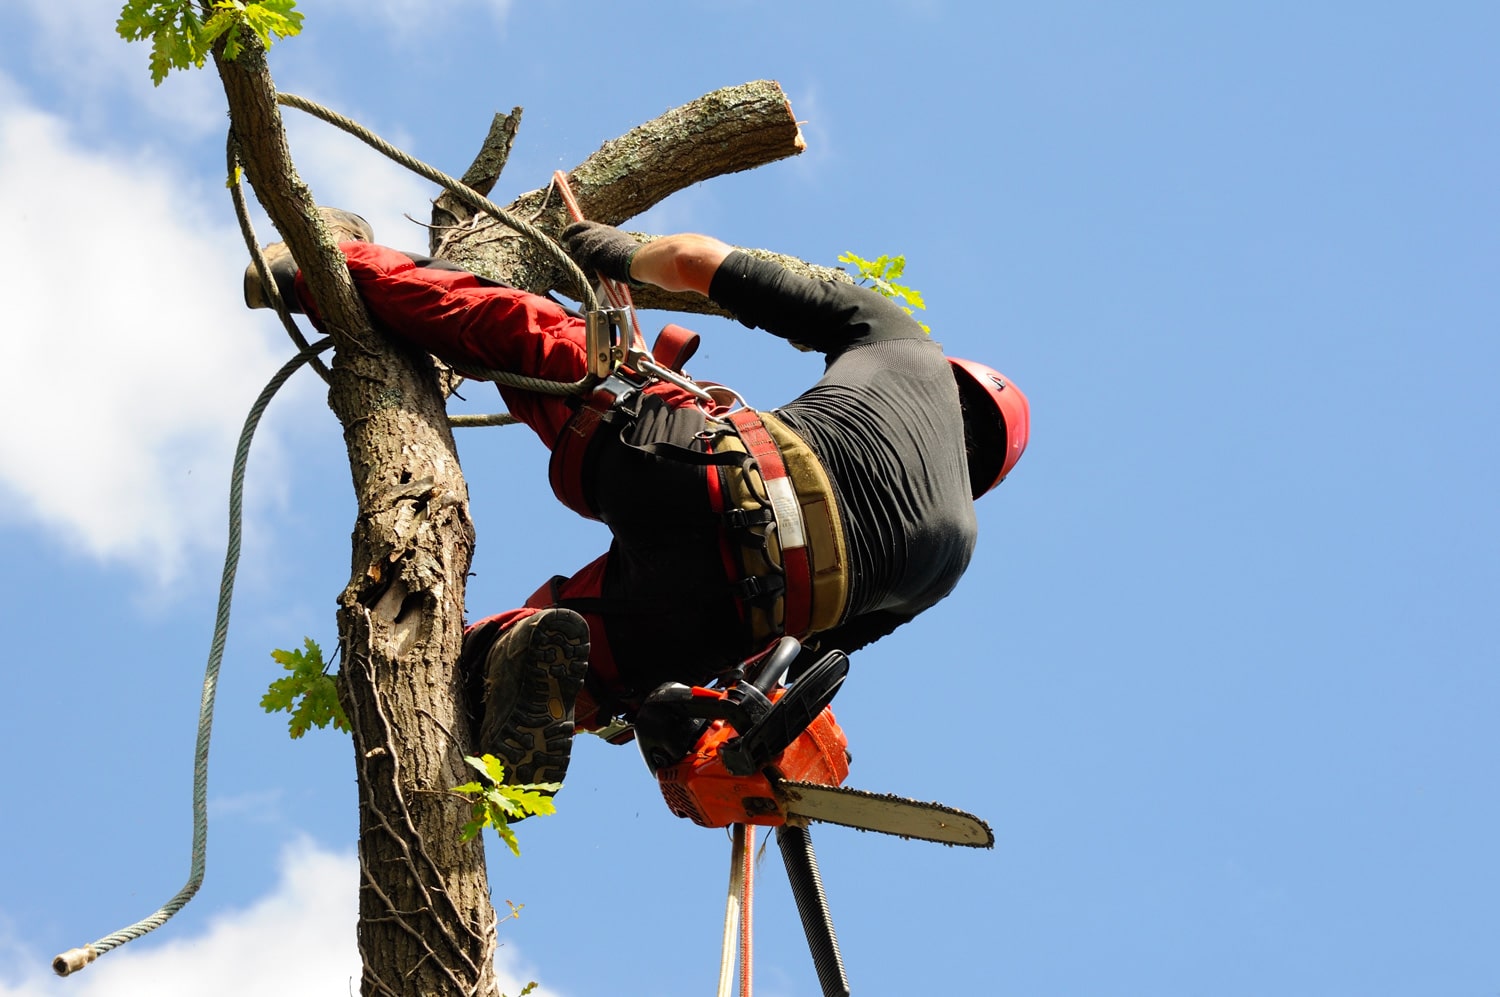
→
(633, 637, 994, 997)
(634, 636, 993, 847)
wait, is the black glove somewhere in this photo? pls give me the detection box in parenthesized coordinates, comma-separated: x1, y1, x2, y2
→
(562, 221, 640, 284)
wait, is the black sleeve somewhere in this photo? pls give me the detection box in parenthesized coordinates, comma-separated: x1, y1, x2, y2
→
(707, 251, 928, 357)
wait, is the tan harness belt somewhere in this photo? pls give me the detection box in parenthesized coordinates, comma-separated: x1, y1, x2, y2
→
(716, 409, 849, 643)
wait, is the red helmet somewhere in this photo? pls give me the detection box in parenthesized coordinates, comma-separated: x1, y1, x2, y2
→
(948, 357, 1030, 498)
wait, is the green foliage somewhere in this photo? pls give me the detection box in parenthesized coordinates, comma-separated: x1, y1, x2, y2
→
(839, 250, 931, 333)
(117, 0, 304, 85)
(262, 637, 349, 739)
(452, 755, 559, 857)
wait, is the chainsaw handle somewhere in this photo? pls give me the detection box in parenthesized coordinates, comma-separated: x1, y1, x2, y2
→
(721, 650, 850, 777)
(634, 680, 773, 772)
(748, 636, 802, 695)
(636, 640, 846, 777)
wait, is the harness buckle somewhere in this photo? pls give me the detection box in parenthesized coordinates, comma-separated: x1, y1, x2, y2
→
(723, 507, 775, 530)
(734, 574, 786, 603)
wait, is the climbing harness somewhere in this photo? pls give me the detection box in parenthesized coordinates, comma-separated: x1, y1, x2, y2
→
(712, 408, 849, 643)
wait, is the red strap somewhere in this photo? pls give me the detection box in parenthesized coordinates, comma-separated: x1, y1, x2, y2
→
(548, 399, 610, 522)
(549, 373, 707, 521)
(651, 324, 700, 372)
(727, 410, 812, 638)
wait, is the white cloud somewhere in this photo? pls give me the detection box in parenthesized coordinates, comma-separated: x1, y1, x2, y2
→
(0, 2, 516, 587)
(14, 0, 227, 134)
(0, 82, 305, 582)
(279, 107, 442, 252)
(0, 839, 560, 997)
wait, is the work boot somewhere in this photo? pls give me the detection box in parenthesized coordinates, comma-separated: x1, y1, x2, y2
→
(476, 608, 590, 789)
(243, 207, 374, 309)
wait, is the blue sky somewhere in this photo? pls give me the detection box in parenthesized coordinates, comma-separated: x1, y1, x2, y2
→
(2, 3, 1496, 995)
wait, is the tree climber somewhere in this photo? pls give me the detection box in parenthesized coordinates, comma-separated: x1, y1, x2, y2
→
(245, 209, 1030, 793)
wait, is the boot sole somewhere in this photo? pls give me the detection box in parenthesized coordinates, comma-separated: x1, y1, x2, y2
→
(479, 609, 590, 787)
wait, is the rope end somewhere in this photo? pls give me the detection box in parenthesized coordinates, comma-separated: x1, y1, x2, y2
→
(53, 946, 97, 977)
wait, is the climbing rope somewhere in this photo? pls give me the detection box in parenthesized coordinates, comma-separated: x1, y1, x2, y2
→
(711, 823, 762, 997)
(739, 825, 756, 997)
(719, 824, 749, 997)
(52, 337, 334, 978)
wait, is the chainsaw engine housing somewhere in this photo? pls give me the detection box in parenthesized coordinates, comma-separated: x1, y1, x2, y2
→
(654, 691, 850, 828)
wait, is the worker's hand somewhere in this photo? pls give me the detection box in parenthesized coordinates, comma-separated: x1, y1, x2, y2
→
(562, 222, 640, 284)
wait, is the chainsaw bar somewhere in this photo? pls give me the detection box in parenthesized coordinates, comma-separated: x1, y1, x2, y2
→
(775, 781, 995, 848)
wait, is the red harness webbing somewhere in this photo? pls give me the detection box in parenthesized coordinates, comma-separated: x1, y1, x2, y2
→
(547, 378, 633, 522)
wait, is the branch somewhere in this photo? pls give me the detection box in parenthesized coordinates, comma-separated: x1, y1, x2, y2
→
(213, 45, 374, 352)
(544, 79, 806, 224)
(439, 80, 807, 295)
(431, 107, 523, 251)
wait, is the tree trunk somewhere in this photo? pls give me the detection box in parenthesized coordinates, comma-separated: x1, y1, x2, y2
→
(214, 27, 821, 996)
(214, 37, 496, 997)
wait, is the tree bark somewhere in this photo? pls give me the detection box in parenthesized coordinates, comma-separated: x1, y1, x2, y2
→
(213, 36, 495, 997)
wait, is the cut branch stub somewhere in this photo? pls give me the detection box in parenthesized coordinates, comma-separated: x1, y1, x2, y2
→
(440, 79, 806, 296)
(431, 106, 523, 253)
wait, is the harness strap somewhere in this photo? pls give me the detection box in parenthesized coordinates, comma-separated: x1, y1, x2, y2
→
(726, 409, 813, 639)
(547, 324, 706, 520)
(548, 374, 645, 521)
(653, 323, 700, 371)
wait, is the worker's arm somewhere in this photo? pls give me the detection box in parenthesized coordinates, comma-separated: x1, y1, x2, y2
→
(562, 222, 730, 294)
(562, 222, 925, 356)
(628, 233, 733, 294)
